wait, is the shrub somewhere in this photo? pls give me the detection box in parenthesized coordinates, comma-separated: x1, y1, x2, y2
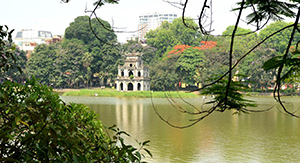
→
(0, 78, 151, 162)
(0, 25, 151, 162)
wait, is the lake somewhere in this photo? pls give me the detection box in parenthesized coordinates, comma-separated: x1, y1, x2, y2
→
(60, 96, 300, 163)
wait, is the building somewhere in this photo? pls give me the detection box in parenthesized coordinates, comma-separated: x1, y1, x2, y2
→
(115, 51, 150, 91)
(138, 12, 177, 41)
(14, 29, 53, 56)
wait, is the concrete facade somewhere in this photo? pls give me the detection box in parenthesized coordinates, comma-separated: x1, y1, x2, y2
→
(138, 12, 177, 41)
(115, 51, 150, 91)
(14, 29, 53, 56)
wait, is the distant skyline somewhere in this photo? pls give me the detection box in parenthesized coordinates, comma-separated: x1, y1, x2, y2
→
(2, 0, 265, 43)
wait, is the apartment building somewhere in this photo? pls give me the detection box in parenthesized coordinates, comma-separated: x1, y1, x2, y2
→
(14, 29, 53, 56)
(138, 12, 177, 41)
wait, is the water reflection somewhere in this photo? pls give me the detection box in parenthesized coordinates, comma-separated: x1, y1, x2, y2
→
(61, 96, 300, 162)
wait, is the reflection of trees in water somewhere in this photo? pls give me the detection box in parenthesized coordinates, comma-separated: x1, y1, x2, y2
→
(85, 97, 300, 162)
(116, 98, 144, 134)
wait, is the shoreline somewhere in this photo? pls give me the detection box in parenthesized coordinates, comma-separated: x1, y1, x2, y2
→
(55, 88, 199, 98)
(54, 88, 299, 98)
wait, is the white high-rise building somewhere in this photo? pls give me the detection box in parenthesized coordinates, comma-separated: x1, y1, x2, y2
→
(138, 12, 177, 42)
(14, 29, 53, 56)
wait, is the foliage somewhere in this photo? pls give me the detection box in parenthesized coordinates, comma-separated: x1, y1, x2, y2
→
(1, 26, 151, 162)
(222, 25, 252, 35)
(25, 16, 122, 88)
(148, 0, 300, 128)
(150, 60, 180, 91)
(168, 41, 217, 55)
(201, 75, 257, 114)
(26, 44, 59, 86)
(258, 21, 300, 53)
(0, 78, 151, 162)
(175, 47, 207, 84)
(5, 47, 27, 82)
(64, 16, 121, 86)
(146, 24, 176, 57)
(65, 16, 117, 48)
(0, 25, 22, 80)
(146, 17, 202, 57)
(123, 42, 157, 65)
(90, 41, 122, 85)
(165, 41, 218, 86)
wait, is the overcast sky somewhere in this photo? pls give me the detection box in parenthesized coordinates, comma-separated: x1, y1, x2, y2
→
(1, 0, 257, 43)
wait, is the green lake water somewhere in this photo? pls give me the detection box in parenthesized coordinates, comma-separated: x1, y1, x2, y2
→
(60, 96, 300, 163)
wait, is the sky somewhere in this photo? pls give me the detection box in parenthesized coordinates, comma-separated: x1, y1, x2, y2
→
(1, 0, 256, 43)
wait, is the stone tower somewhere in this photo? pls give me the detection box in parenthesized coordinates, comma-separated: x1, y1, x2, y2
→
(115, 51, 150, 91)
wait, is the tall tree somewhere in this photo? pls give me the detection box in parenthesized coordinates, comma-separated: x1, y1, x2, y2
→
(65, 16, 121, 86)
(146, 17, 202, 57)
(65, 16, 117, 49)
(61, 0, 300, 126)
(26, 44, 57, 86)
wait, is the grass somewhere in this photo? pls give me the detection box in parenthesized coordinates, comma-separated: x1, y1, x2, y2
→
(62, 88, 198, 98)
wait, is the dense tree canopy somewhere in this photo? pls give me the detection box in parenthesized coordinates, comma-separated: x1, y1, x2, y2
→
(65, 16, 117, 47)
(25, 15, 123, 88)
(1, 25, 151, 162)
(4, 0, 300, 129)
(146, 17, 202, 57)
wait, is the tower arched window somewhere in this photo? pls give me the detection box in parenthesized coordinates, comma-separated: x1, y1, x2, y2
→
(128, 83, 133, 91)
(120, 83, 123, 90)
(129, 71, 133, 77)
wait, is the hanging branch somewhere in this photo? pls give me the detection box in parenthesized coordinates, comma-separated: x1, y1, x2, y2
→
(224, 0, 245, 108)
(273, 6, 300, 118)
(190, 23, 294, 93)
(154, 0, 300, 128)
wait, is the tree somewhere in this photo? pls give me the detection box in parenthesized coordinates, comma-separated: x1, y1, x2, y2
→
(65, 16, 117, 49)
(176, 47, 206, 84)
(61, 0, 300, 127)
(91, 41, 121, 86)
(258, 21, 300, 53)
(82, 52, 94, 88)
(0, 77, 151, 162)
(146, 17, 201, 58)
(0, 25, 151, 162)
(146, 22, 177, 57)
(153, 0, 300, 127)
(0, 25, 23, 81)
(65, 16, 121, 86)
(123, 42, 157, 65)
(26, 44, 57, 86)
(170, 17, 202, 46)
(150, 59, 179, 91)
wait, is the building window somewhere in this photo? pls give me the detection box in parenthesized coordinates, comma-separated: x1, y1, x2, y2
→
(129, 71, 133, 77)
(130, 64, 133, 67)
(120, 83, 123, 90)
(128, 83, 134, 91)
(138, 71, 141, 77)
(121, 71, 124, 76)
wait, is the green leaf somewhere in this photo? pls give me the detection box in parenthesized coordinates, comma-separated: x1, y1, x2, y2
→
(0, 158, 20, 163)
(262, 56, 285, 71)
(144, 148, 153, 157)
(142, 140, 150, 146)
